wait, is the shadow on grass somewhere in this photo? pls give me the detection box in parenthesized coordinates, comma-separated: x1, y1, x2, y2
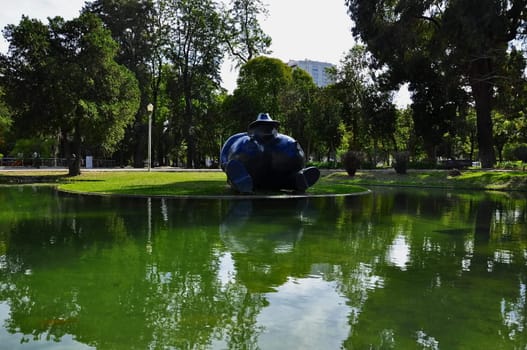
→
(64, 179, 105, 182)
(0, 174, 72, 184)
(87, 179, 357, 197)
(103, 179, 232, 196)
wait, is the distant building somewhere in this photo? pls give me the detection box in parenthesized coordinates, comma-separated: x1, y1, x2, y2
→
(287, 59, 335, 87)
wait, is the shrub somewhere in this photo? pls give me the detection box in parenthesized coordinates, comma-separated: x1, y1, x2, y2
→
(307, 161, 340, 169)
(496, 161, 523, 170)
(342, 151, 362, 176)
(393, 151, 409, 174)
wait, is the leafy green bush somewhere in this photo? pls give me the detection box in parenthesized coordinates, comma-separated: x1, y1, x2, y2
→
(11, 137, 55, 158)
(307, 161, 340, 169)
(496, 161, 523, 170)
(342, 151, 362, 176)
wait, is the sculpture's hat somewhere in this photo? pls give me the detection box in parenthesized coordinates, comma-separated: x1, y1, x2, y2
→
(249, 113, 279, 129)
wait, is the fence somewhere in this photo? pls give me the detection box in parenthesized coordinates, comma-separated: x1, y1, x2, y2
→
(0, 157, 116, 168)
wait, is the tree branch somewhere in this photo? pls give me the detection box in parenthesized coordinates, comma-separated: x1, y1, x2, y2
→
(416, 15, 441, 29)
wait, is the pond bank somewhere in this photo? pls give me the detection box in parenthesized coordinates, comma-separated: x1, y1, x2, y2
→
(1, 168, 526, 193)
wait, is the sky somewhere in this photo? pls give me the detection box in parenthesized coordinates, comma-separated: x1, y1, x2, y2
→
(221, 0, 356, 91)
(0, 0, 410, 106)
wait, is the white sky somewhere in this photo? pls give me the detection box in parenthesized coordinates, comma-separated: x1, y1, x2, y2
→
(0, 0, 410, 106)
(221, 0, 356, 91)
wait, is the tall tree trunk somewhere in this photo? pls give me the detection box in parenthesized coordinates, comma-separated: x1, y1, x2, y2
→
(423, 143, 436, 164)
(469, 59, 495, 168)
(133, 119, 146, 168)
(183, 82, 195, 169)
(68, 128, 82, 176)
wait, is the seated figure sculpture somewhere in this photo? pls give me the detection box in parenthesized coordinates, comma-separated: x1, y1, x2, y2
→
(220, 113, 320, 193)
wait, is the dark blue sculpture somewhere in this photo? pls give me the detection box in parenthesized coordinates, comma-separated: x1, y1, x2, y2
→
(220, 113, 320, 193)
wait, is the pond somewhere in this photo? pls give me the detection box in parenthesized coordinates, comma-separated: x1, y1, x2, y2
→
(0, 186, 526, 349)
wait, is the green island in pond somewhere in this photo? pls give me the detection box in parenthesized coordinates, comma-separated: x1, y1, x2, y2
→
(2, 169, 527, 197)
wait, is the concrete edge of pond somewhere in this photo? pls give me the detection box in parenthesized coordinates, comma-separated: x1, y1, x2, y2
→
(55, 187, 372, 200)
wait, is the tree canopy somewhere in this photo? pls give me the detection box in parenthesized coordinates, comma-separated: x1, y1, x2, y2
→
(1, 13, 140, 175)
(345, 0, 527, 167)
(222, 0, 272, 66)
(1, 1, 526, 170)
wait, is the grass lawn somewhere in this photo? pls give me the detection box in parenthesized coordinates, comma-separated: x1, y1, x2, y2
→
(329, 169, 527, 192)
(56, 171, 367, 197)
(1, 168, 526, 196)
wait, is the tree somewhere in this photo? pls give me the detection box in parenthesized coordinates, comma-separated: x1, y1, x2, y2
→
(329, 46, 397, 163)
(222, 0, 272, 66)
(83, 0, 161, 168)
(494, 47, 527, 155)
(229, 56, 293, 128)
(280, 67, 318, 151)
(1, 13, 140, 175)
(326, 50, 364, 152)
(393, 107, 417, 156)
(410, 66, 469, 161)
(0, 87, 13, 157)
(160, 0, 224, 168)
(346, 0, 527, 167)
(310, 86, 344, 162)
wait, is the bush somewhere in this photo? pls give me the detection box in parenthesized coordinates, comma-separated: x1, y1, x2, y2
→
(393, 151, 409, 174)
(496, 161, 523, 170)
(307, 161, 340, 169)
(342, 151, 362, 176)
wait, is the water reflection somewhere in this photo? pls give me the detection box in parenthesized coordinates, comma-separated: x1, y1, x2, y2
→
(219, 199, 316, 292)
(0, 186, 526, 349)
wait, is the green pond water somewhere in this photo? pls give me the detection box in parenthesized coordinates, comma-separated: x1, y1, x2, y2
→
(0, 186, 526, 350)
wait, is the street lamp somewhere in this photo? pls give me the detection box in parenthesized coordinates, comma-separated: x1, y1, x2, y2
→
(147, 103, 154, 172)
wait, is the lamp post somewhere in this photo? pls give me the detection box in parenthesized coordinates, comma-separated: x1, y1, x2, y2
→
(147, 103, 154, 172)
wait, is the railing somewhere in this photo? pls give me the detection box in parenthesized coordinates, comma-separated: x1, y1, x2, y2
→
(0, 157, 116, 168)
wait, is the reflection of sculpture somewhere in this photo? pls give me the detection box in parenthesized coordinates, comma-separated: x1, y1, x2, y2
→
(219, 198, 318, 292)
(220, 113, 320, 193)
(220, 199, 314, 254)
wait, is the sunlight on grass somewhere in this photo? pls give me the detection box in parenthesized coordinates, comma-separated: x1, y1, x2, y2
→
(57, 171, 367, 197)
(60, 172, 228, 196)
(4, 169, 526, 195)
(332, 169, 527, 191)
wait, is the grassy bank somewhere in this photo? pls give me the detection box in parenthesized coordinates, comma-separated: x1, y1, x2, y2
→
(0, 170, 68, 184)
(55, 171, 366, 196)
(1, 169, 526, 196)
(49, 171, 366, 196)
(328, 169, 527, 192)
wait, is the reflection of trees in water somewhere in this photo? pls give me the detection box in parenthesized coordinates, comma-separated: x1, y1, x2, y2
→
(0, 188, 526, 349)
(335, 189, 527, 349)
(0, 190, 266, 349)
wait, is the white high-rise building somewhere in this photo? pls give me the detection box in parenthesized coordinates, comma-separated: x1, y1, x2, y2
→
(287, 59, 335, 87)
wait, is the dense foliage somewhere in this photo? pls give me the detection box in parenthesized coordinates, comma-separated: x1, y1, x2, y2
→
(1, 13, 140, 175)
(0, 0, 526, 172)
(345, 0, 527, 168)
